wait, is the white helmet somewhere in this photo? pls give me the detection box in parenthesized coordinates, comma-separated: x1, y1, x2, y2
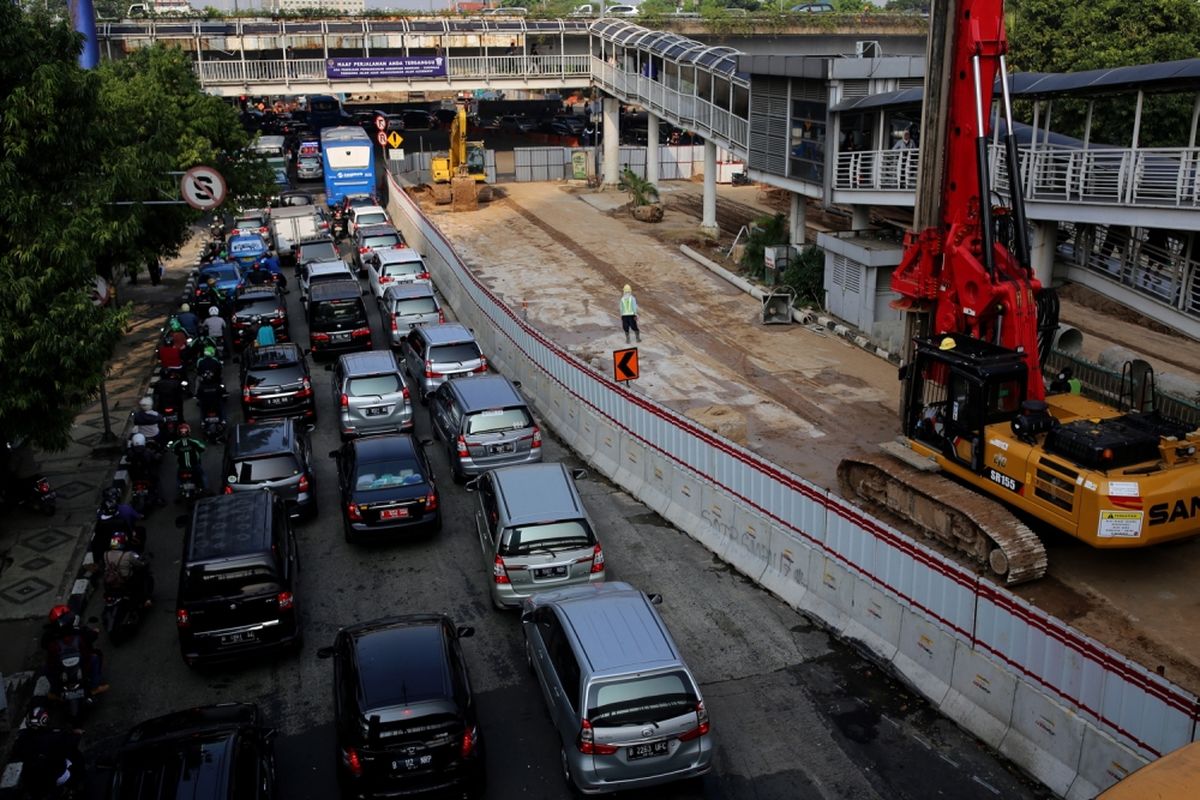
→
(180, 303, 190, 313)
(131, 433, 147, 447)
(138, 397, 154, 411)
(209, 306, 220, 317)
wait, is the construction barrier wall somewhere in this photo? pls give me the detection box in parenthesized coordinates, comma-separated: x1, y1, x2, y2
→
(385, 173, 1200, 797)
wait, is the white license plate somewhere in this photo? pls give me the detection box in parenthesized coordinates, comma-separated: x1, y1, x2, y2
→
(627, 740, 670, 760)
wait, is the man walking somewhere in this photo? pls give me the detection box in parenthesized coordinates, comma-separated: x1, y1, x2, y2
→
(619, 284, 641, 343)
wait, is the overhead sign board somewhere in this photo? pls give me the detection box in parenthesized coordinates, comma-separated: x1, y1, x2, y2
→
(613, 347, 639, 383)
(326, 56, 448, 80)
(179, 165, 227, 211)
(387, 131, 404, 149)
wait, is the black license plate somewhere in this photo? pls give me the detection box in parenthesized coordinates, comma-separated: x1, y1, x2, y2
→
(534, 565, 568, 579)
(391, 754, 433, 772)
(333, 332, 350, 342)
(365, 406, 388, 417)
(626, 740, 670, 761)
(490, 443, 515, 455)
(220, 630, 258, 646)
(266, 396, 290, 407)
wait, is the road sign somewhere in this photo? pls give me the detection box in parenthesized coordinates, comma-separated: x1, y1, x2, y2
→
(387, 131, 404, 149)
(179, 165, 227, 211)
(613, 347, 639, 383)
(374, 114, 388, 132)
(376, 130, 389, 147)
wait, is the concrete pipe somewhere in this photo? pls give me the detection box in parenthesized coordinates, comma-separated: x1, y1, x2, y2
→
(1051, 325, 1084, 356)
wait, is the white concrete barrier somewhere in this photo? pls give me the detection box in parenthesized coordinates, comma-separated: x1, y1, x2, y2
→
(1066, 725, 1146, 800)
(1000, 680, 1086, 796)
(940, 638, 1018, 750)
(891, 606, 957, 707)
(798, 552, 853, 636)
(842, 579, 904, 663)
(756, 526, 812, 611)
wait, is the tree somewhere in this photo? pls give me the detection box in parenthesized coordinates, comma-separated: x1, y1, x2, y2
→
(0, 4, 126, 450)
(884, 0, 929, 11)
(1008, 0, 1200, 147)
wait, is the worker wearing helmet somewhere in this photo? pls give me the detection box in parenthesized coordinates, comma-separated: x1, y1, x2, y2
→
(619, 283, 641, 343)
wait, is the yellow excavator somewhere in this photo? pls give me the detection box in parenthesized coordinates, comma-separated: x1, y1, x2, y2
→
(430, 104, 490, 209)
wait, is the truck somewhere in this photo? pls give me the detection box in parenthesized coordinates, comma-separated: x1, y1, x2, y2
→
(268, 206, 329, 266)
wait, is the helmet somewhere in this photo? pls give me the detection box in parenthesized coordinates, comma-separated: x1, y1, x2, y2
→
(180, 303, 191, 313)
(178, 423, 192, 437)
(168, 317, 183, 332)
(203, 345, 217, 358)
(25, 706, 49, 729)
(939, 336, 957, 351)
(209, 306, 220, 318)
(48, 604, 71, 624)
(110, 531, 128, 551)
(102, 486, 121, 506)
(623, 284, 632, 293)
(207, 276, 217, 285)
(139, 397, 154, 411)
(131, 433, 147, 447)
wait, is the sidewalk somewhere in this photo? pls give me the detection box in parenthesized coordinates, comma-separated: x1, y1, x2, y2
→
(0, 233, 203, 682)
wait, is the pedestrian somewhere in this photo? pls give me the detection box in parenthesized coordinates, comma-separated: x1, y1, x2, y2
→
(619, 283, 640, 343)
(892, 128, 915, 150)
(148, 256, 162, 286)
(582, 123, 595, 148)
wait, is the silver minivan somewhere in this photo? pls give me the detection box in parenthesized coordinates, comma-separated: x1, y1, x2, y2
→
(428, 375, 542, 481)
(468, 463, 603, 610)
(381, 283, 444, 347)
(399, 323, 487, 402)
(330, 350, 413, 439)
(522, 583, 714, 794)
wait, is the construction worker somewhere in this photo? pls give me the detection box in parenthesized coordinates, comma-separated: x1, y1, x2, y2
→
(619, 284, 641, 343)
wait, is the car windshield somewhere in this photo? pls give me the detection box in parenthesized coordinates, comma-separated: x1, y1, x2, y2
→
(185, 565, 280, 597)
(234, 454, 300, 483)
(310, 271, 351, 286)
(429, 343, 480, 365)
(466, 407, 531, 435)
(357, 212, 387, 226)
(114, 736, 232, 800)
(587, 672, 698, 727)
(393, 298, 437, 316)
(348, 374, 402, 397)
(202, 265, 239, 282)
(246, 364, 304, 388)
(502, 520, 594, 555)
(235, 298, 279, 317)
(363, 233, 400, 250)
(355, 459, 425, 490)
(313, 299, 362, 323)
(299, 242, 337, 262)
(299, 157, 320, 167)
(229, 238, 265, 256)
(347, 196, 376, 210)
(382, 261, 424, 277)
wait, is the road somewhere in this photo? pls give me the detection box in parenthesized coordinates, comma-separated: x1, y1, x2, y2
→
(72, 188, 1047, 800)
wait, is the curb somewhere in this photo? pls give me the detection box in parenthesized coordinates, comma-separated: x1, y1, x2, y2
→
(677, 244, 901, 364)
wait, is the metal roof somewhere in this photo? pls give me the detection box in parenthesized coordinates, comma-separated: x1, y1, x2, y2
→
(589, 19, 746, 80)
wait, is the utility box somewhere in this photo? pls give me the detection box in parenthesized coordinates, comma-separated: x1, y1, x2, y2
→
(763, 245, 790, 287)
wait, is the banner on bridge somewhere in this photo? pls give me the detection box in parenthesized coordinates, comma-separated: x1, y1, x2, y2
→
(325, 56, 447, 80)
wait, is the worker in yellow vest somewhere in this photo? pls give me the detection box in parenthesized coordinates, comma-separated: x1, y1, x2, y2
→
(620, 284, 641, 344)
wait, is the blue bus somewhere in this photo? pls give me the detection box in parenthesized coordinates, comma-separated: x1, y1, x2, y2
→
(320, 126, 376, 207)
(305, 94, 343, 130)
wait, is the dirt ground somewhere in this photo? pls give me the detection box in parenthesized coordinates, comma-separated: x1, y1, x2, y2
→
(420, 180, 1200, 695)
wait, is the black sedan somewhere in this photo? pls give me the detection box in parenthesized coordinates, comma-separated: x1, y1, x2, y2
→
(232, 285, 290, 350)
(241, 343, 316, 423)
(330, 434, 441, 542)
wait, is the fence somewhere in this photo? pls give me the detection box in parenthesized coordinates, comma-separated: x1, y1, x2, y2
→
(1044, 350, 1200, 429)
(511, 145, 706, 182)
(384, 171, 1200, 798)
(384, 149, 496, 186)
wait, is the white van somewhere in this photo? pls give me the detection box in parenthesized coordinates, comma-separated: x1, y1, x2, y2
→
(250, 135, 287, 170)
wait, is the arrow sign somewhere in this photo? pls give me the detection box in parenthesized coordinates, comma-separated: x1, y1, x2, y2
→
(613, 347, 639, 382)
(387, 131, 404, 149)
(179, 165, 227, 211)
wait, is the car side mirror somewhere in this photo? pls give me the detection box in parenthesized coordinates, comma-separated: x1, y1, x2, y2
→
(316, 646, 334, 659)
(464, 477, 479, 493)
(647, 593, 663, 605)
(571, 468, 588, 481)
(305, 423, 316, 433)
(456, 625, 475, 639)
(174, 514, 190, 529)
(419, 438, 434, 447)
(519, 609, 533, 624)
(227, 475, 237, 484)
(511, 380, 522, 389)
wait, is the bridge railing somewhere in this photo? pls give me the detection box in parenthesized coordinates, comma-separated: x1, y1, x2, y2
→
(832, 148, 920, 192)
(194, 54, 591, 86)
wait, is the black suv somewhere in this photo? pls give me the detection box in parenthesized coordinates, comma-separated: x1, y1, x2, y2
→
(318, 615, 485, 799)
(231, 285, 289, 350)
(221, 419, 318, 520)
(241, 343, 316, 423)
(176, 492, 302, 667)
(109, 703, 276, 799)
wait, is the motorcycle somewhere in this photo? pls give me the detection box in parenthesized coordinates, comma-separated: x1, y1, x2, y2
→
(176, 467, 204, 505)
(201, 412, 228, 444)
(102, 570, 153, 645)
(47, 634, 94, 725)
(129, 476, 156, 515)
(5, 474, 57, 516)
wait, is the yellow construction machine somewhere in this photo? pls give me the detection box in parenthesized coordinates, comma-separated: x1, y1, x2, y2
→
(430, 104, 490, 209)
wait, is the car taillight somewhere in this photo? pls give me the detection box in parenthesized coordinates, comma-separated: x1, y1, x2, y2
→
(425, 490, 438, 511)
(258, 226, 268, 234)
(223, 485, 233, 495)
(342, 747, 363, 778)
(402, 384, 410, 400)
(36, 479, 51, 494)
(243, 388, 252, 403)
(175, 608, 190, 628)
(590, 543, 605, 573)
(438, 310, 446, 323)
(340, 393, 349, 409)
(531, 425, 542, 449)
(351, 327, 371, 338)
(358, 246, 369, 254)
(678, 701, 710, 741)
(391, 316, 398, 333)
(311, 332, 330, 342)
(476, 356, 488, 373)
(424, 359, 439, 378)
(493, 554, 510, 584)
(347, 503, 362, 521)
(277, 591, 294, 610)
(461, 725, 477, 758)
(298, 474, 309, 492)
(577, 718, 618, 755)
(379, 275, 393, 284)
(456, 434, 469, 458)
(417, 272, 430, 280)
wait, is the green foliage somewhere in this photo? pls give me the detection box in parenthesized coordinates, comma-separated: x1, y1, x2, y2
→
(619, 168, 660, 207)
(780, 245, 825, 307)
(1008, 0, 1200, 147)
(739, 213, 789, 279)
(884, 0, 928, 10)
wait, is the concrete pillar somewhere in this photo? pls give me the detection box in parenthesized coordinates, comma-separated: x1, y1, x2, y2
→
(602, 97, 620, 187)
(789, 193, 807, 245)
(701, 139, 718, 237)
(1030, 220, 1057, 286)
(646, 113, 659, 186)
(851, 204, 870, 230)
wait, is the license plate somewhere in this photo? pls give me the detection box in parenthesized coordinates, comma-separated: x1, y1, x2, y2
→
(266, 396, 290, 406)
(392, 754, 433, 771)
(380, 507, 409, 520)
(534, 565, 568, 579)
(490, 443, 515, 455)
(63, 688, 85, 701)
(220, 630, 258, 645)
(627, 740, 670, 761)
(333, 332, 350, 342)
(365, 406, 390, 417)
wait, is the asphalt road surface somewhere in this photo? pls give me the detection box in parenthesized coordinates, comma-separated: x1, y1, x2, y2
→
(73, 188, 1049, 800)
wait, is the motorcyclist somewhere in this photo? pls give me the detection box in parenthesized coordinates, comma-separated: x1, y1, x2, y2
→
(193, 343, 223, 385)
(153, 366, 187, 419)
(194, 347, 227, 424)
(167, 423, 208, 494)
(201, 305, 229, 357)
(246, 259, 272, 287)
(132, 397, 164, 444)
(41, 606, 107, 697)
(103, 531, 153, 609)
(93, 487, 144, 560)
(254, 317, 277, 347)
(156, 331, 185, 376)
(175, 303, 200, 336)
(258, 252, 286, 290)
(126, 432, 163, 506)
(9, 706, 86, 796)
